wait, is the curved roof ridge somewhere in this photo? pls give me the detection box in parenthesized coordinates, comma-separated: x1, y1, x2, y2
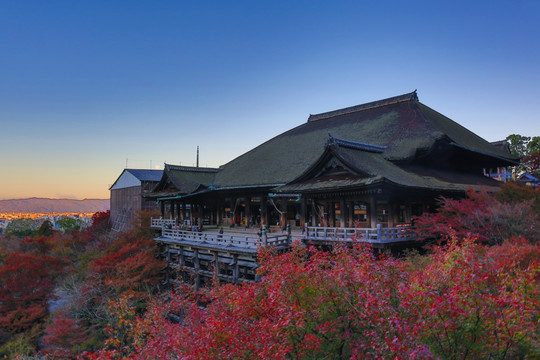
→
(308, 90, 418, 122)
(165, 164, 220, 173)
(327, 134, 387, 153)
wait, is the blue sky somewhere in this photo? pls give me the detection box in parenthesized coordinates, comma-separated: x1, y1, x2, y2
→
(1, 0, 539, 199)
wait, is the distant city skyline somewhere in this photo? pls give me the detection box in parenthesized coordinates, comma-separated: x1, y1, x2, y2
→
(1, 1, 539, 200)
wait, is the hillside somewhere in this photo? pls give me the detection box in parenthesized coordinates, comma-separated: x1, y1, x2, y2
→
(0, 198, 109, 213)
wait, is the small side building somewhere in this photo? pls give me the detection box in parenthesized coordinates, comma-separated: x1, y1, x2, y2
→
(109, 169, 163, 231)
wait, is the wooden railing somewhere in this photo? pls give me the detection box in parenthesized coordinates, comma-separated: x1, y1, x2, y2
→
(151, 218, 177, 229)
(305, 225, 415, 244)
(158, 227, 290, 250)
(152, 218, 415, 249)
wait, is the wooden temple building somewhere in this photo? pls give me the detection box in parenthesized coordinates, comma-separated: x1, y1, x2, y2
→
(148, 91, 518, 285)
(109, 169, 163, 231)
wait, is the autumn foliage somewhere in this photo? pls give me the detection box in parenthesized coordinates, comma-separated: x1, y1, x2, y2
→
(82, 237, 539, 360)
(414, 183, 539, 244)
(0, 210, 165, 358)
(1, 198, 539, 358)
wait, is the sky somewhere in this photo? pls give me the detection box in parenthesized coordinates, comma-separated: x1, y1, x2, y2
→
(1, 0, 539, 200)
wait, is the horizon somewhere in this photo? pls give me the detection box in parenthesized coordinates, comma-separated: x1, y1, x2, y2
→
(1, 1, 539, 200)
(0, 197, 109, 201)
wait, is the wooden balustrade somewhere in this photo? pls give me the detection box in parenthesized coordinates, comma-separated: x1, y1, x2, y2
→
(152, 218, 415, 250)
(305, 225, 415, 244)
(158, 227, 289, 250)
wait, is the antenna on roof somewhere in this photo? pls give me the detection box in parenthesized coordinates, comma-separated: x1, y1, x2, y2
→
(196, 146, 199, 168)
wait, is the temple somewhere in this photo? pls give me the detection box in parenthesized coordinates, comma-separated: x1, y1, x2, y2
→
(150, 91, 516, 230)
(145, 91, 517, 284)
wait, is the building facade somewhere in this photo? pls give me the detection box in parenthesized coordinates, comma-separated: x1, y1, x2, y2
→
(109, 169, 163, 231)
(150, 91, 518, 230)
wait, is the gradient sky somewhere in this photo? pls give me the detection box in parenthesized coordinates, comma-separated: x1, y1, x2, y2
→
(1, 0, 539, 200)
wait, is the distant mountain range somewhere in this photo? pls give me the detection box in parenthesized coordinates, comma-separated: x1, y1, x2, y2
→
(0, 198, 109, 213)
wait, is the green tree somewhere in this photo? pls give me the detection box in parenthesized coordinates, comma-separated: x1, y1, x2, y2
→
(38, 220, 54, 237)
(506, 134, 540, 158)
(5, 219, 36, 237)
(57, 217, 85, 233)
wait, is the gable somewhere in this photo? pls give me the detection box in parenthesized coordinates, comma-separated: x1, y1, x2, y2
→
(110, 170, 141, 190)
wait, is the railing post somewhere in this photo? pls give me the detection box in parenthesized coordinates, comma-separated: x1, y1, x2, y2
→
(262, 227, 268, 247)
(377, 224, 382, 242)
(286, 223, 291, 246)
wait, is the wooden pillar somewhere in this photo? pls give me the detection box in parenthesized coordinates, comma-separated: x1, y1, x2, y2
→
(339, 200, 346, 228)
(217, 200, 222, 226)
(300, 197, 306, 228)
(198, 204, 203, 227)
(311, 200, 316, 226)
(232, 254, 239, 284)
(245, 197, 251, 227)
(329, 202, 335, 227)
(178, 247, 184, 267)
(160, 201, 165, 217)
(230, 197, 236, 226)
(348, 201, 354, 227)
(213, 251, 220, 284)
(388, 203, 395, 227)
(179, 203, 184, 223)
(261, 196, 268, 227)
(194, 249, 200, 290)
(280, 199, 287, 229)
(369, 197, 377, 228)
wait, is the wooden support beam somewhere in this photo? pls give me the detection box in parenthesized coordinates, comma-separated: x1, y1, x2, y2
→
(329, 201, 335, 227)
(300, 197, 306, 228)
(178, 247, 184, 267)
(339, 200, 346, 228)
(369, 197, 377, 228)
(280, 199, 287, 229)
(213, 251, 220, 285)
(194, 249, 200, 290)
(348, 201, 354, 228)
(232, 254, 239, 284)
(261, 196, 268, 227)
(245, 197, 251, 227)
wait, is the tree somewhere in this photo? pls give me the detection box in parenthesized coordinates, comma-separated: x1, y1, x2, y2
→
(88, 211, 110, 234)
(5, 219, 36, 238)
(506, 134, 540, 158)
(414, 186, 539, 245)
(403, 236, 539, 359)
(523, 151, 540, 176)
(41, 310, 88, 359)
(57, 217, 86, 233)
(0, 252, 64, 333)
(89, 235, 164, 297)
(505, 134, 540, 176)
(38, 220, 54, 237)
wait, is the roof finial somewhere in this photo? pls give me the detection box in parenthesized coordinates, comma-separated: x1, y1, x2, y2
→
(326, 133, 338, 148)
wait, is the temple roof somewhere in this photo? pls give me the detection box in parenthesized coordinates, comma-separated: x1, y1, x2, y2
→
(213, 91, 517, 189)
(151, 164, 220, 197)
(276, 141, 500, 194)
